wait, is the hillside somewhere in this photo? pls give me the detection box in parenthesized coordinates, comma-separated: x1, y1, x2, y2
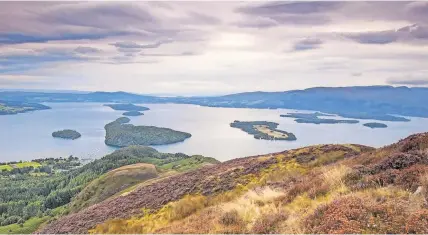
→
(0, 147, 218, 234)
(37, 133, 428, 234)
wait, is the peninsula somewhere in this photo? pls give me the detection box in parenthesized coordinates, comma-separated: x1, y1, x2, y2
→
(0, 101, 50, 115)
(104, 103, 149, 112)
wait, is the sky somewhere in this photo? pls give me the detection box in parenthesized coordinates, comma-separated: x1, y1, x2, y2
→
(0, 1, 427, 95)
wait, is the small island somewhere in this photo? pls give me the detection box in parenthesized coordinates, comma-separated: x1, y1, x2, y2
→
(281, 112, 359, 124)
(230, 120, 296, 141)
(123, 111, 144, 116)
(336, 112, 410, 122)
(104, 103, 150, 112)
(104, 117, 191, 147)
(363, 122, 388, 129)
(52, 129, 82, 140)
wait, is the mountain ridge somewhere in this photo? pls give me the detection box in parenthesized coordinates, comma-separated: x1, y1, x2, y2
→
(2, 85, 428, 121)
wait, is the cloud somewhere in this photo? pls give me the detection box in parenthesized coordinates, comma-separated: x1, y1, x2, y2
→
(110, 40, 174, 56)
(291, 38, 323, 51)
(0, 32, 130, 45)
(179, 12, 221, 25)
(237, 1, 341, 15)
(387, 75, 428, 86)
(111, 40, 172, 50)
(74, 46, 102, 54)
(344, 24, 428, 45)
(140, 51, 199, 57)
(234, 17, 278, 29)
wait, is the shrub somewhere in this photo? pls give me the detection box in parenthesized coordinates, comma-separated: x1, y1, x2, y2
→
(170, 195, 208, 221)
(305, 194, 410, 234)
(406, 209, 428, 233)
(219, 209, 241, 226)
(251, 212, 288, 234)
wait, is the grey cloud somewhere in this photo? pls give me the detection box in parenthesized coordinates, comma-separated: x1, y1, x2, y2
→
(140, 51, 199, 57)
(387, 78, 428, 86)
(111, 40, 174, 55)
(237, 1, 341, 15)
(111, 40, 171, 49)
(234, 2, 334, 27)
(234, 17, 278, 29)
(74, 46, 102, 54)
(235, 1, 428, 28)
(292, 38, 323, 51)
(352, 72, 363, 77)
(272, 14, 330, 25)
(344, 24, 428, 45)
(40, 3, 156, 30)
(388, 75, 428, 86)
(183, 12, 222, 25)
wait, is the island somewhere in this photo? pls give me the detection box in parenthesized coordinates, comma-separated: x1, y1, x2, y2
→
(123, 111, 144, 116)
(363, 122, 388, 128)
(52, 129, 82, 140)
(230, 120, 296, 141)
(336, 112, 410, 122)
(104, 117, 191, 147)
(281, 112, 359, 124)
(0, 100, 50, 115)
(104, 103, 150, 112)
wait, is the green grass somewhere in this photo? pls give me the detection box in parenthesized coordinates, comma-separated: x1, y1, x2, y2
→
(0, 165, 13, 171)
(0, 217, 49, 234)
(0, 162, 41, 172)
(15, 162, 41, 168)
(159, 155, 218, 172)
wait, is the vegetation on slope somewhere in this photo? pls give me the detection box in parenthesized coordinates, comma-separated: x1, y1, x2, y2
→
(230, 120, 296, 140)
(52, 129, 81, 140)
(104, 103, 149, 112)
(40, 133, 428, 234)
(0, 147, 218, 234)
(0, 101, 50, 115)
(69, 164, 158, 212)
(104, 117, 192, 147)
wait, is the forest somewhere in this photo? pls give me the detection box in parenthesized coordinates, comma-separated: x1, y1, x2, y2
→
(0, 147, 214, 233)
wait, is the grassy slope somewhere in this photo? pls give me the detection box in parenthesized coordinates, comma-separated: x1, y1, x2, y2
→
(0, 217, 49, 234)
(84, 134, 428, 234)
(69, 163, 159, 212)
(70, 154, 218, 213)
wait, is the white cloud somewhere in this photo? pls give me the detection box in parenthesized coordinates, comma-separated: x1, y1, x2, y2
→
(0, 1, 427, 95)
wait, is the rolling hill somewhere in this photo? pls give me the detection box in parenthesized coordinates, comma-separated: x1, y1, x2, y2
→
(38, 132, 428, 234)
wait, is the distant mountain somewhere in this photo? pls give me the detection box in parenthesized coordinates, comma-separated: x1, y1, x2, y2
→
(2, 86, 428, 120)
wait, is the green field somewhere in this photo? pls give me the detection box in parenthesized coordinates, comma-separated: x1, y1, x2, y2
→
(0, 217, 49, 234)
(0, 165, 13, 171)
(0, 162, 41, 171)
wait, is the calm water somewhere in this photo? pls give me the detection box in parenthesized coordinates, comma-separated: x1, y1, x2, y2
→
(1, 102, 428, 162)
